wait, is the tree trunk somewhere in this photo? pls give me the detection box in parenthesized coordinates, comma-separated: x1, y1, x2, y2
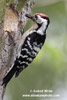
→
(0, 0, 35, 100)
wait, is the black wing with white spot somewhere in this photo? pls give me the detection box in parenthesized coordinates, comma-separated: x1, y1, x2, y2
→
(15, 32, 46, 77)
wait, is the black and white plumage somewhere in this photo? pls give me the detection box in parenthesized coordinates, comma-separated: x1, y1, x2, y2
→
(2, 13, 50, 86)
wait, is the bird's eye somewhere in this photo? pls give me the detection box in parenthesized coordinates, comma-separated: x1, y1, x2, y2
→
(35, 15, 38, 19)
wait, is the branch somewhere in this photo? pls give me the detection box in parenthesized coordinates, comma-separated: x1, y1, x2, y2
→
(0, 0, 35, 99)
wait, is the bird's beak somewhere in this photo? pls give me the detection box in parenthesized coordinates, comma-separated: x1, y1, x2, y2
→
(25, 14, 35, 22)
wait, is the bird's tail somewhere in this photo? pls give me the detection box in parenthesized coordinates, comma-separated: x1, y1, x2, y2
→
(2, 64, 17, 87)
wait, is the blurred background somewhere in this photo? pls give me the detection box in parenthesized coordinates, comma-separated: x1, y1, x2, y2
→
(4, 0, 67, 100)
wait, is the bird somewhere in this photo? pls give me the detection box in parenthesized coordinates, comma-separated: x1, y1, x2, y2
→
(2, 13, 50, 86)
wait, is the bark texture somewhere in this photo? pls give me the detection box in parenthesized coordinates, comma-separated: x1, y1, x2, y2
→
(0, 0, 35, 100)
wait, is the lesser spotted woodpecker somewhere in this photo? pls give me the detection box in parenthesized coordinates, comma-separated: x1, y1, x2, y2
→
(3, 13, 50, 86)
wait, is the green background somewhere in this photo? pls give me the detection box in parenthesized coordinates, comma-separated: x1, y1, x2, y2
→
(4, 0, 67, 100)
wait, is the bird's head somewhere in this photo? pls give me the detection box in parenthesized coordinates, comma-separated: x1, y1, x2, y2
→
(25, 13, 50, 28)
(25, 13, 50, 35)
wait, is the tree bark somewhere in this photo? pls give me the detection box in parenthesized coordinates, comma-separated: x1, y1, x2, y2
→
(0, 0, 35, 100)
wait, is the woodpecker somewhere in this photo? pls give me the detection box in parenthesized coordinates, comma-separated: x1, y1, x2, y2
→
(2, 13, 50, 86)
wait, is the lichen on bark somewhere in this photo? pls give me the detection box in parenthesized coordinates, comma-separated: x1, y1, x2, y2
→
(17, 0, 27, 11)
(0, 0, 15, 26)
